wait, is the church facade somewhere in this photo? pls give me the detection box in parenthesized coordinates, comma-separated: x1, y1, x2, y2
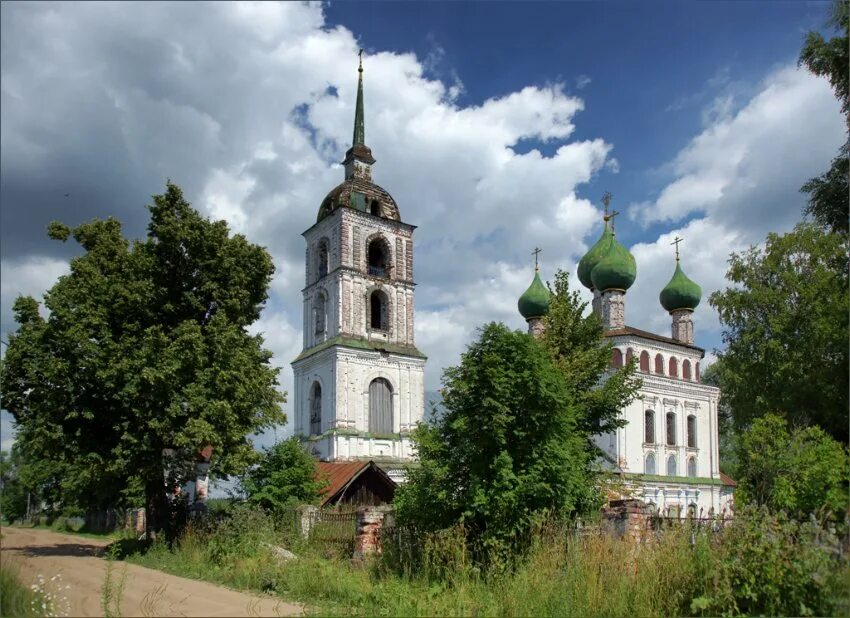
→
(518, 210, 735, 517)
(291, 56, 426, 477)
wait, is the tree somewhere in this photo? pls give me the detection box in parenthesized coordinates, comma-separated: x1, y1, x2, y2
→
(0, 182, 285, 537)
(395, 322, 595, 560)
(799, 0, 848, 234)
(540, 270, 641, 444)
(243, 438, 325, 512)
(708, 224, 848, 442)
(733, 413, 848, 519)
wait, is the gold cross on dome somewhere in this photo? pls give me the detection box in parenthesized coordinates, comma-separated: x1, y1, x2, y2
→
(532, 247, 542, 271)
(671, 236, 683, 261)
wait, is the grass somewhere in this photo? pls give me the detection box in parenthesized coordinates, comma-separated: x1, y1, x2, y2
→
(119, 506, 850, 617)
(0, 562, 40, 618)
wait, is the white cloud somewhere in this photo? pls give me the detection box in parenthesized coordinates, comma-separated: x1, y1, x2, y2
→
(1, 255, 70, 340)
(630, 65, 843, 232)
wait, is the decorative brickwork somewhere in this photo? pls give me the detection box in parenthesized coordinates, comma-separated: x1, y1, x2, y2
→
(405, 240, 413, 280)
(395, 238, 404, 279)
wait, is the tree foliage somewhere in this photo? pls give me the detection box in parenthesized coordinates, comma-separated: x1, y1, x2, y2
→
(395, 273, 640, 562)
(243, 438, 325, 512)
(799, 0, 848, 234)
(0, 182, 285, 534)
(733, 414, 848, 520)
(540, 270, 641, 443)
(394, 323, 592, 559)
(708, 223, 848, 442)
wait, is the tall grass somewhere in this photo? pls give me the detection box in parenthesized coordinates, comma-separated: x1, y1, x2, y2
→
(122, 505, 850, 617)
(0, 562, 40, 618)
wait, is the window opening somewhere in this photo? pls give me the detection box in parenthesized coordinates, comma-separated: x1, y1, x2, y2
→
(645, 410, 655, 444)
(310, 382, 322, 435)
(666, 412, 676, 446)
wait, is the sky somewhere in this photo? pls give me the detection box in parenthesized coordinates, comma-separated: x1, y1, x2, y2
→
(0, 1, 844, 451)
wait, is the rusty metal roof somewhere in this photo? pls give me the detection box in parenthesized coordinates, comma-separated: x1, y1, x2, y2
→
(314, 461, 369, 506)
(719, 472, 738, 487)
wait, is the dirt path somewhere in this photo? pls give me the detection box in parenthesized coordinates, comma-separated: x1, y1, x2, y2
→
(1, 526, 303, 617)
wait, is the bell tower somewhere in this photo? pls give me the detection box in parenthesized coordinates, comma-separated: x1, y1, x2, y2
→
(291, 52, 426, 469)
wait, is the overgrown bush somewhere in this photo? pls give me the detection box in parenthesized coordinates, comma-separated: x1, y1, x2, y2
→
(691, 506, 849, 616)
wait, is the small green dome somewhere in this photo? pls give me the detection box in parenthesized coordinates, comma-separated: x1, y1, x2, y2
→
(577, 223, 614, 290)
(590, 236, 637, 292)
(518, 270, 550, 319)
(660, 262, 701, 312)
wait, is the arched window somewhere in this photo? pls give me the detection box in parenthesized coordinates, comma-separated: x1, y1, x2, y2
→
(314, 292, 326, 335)
(687, 456, 697, 478)
(317, 239, 329, 280)
(626, 348, 635, 366)
(369, 290, 389, 330)
(667, 454, 677, 476)
(640, 351, 650, 372)
(645, 410, 655, 444)
(682, 359, 692, 381)
(367, 236, 391, 278)
(666, 412, 676, 446)
(668, 356, 678, 378)
(370, 199, 381, 217)
(310, 382, 322, 435)
(695, 362, 700, 383)
(369, 378, 393, 434)
(655, 354, 664, 374)
(645, 452, 656, 475)
(611, 349, 623, 368)
(687, 414, 697, 448)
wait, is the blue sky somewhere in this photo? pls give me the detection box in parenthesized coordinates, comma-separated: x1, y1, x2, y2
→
(0, 1, 844, 450)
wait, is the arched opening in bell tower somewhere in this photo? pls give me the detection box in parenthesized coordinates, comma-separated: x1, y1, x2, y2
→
(367, 236, 390, 278)
(310, 382, 322, 435)
(369, 289, 389, 330)
(317, 239, 329, 280)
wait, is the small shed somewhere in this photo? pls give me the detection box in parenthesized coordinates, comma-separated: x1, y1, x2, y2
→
(315, 460, 397, 507)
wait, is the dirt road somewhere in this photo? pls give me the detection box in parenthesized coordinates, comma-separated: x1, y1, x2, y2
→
(1, 526, 303, 617)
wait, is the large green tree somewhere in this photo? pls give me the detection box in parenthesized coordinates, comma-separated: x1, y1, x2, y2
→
(799, 0, 848, 234)
(733, 413, 848, 520)
(395, 273, 639, 560)
(395, 323, 591, 559)
(0, 182, 285, 536)
(709, 223, 848, 442)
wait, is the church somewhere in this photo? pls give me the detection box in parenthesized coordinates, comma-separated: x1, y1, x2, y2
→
(293, 54, 734, 514)
(518, 208, 736, 517)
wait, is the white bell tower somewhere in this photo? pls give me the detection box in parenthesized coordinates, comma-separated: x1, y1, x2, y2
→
(291, 53, 426, 467)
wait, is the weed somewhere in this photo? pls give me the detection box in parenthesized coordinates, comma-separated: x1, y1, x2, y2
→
(101, 542, 128, 617)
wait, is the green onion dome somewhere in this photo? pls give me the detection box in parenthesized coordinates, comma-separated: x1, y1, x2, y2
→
(660, 262, 701, 312)
(590, 235, 637, 292)
(577, 222, 614, 290)
(518, 270, 550, 319)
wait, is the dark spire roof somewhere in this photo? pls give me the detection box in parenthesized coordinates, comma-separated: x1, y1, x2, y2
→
(353, 49, 365, 146)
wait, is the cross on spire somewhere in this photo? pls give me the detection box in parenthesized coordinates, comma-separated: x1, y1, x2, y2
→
(608, 209, 620, 233)
(671, 236, 683, 261)
(601, 191, 612, 218)
(532, 247, 542, 272)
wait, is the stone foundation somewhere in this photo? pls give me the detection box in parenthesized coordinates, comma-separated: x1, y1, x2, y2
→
(353, 505, 392, 563)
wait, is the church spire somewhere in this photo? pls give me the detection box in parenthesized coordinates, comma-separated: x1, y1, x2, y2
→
(343, 48, 375, 182)
(353, 49, 365, 146)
